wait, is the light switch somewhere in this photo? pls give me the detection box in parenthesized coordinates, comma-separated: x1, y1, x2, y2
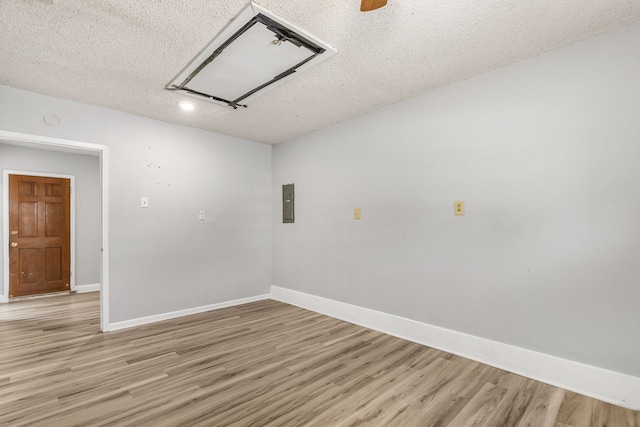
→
(354, 208, 361, 220)
(454, 201, 464, 216)
(199, 211, 205, 221)
(140, 196, 149, 208)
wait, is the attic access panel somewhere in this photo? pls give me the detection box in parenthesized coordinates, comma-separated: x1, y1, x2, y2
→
(166, 2, 337, 109)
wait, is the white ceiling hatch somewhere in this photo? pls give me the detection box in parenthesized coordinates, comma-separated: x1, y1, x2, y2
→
(166, 2, 337, 109)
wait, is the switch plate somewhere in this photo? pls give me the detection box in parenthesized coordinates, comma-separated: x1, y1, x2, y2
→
(140, 196, 149, 208)
(454, 201, 464, 216)
(354, 208, 361, 220)
(199, 211, 205, 221)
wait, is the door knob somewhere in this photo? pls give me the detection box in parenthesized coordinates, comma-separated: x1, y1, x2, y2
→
(11, 242, 18, 247)
(11, 230, 18, 235)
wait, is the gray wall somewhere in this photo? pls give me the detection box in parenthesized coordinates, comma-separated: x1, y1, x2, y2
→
(272, 23, 640, 377)
(0, 143, 101, 290)
(0, 86, 272, 323)
(1, 19, 638, 380)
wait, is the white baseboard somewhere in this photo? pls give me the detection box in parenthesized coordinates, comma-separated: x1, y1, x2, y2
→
(74, 283, 100, 293)
(109, 294, 270, 332)
(0, 295, 7, 303)
(270, 285, 640, 410)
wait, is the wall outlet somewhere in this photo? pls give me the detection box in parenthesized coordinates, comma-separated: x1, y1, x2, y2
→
(140, 196, 149, 208)
(199, 211, 205, 221)
(454, 201, 464, 216)
(354, 208, 361, 220)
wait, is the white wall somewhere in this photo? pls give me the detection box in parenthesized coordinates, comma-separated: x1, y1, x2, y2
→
(0, 143, 101, 290)
(0, 86, 272, 323)
(272, 23, 640, 377)
(0, 16, 637, 395)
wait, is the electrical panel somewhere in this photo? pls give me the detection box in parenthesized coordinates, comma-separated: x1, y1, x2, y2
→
(283, 184, 294, 223)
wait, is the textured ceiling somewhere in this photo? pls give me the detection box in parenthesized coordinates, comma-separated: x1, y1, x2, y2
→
(1, 0, 639, 144)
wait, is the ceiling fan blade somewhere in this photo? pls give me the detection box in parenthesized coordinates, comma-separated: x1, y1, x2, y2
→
(360, 0, 387, 12)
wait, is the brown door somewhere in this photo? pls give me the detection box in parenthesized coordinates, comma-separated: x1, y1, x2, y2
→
(8, 175, 71, 298)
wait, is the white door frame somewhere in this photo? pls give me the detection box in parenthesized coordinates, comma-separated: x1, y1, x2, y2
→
(0, 130, 110, 332)
(3, 170, 77, 293)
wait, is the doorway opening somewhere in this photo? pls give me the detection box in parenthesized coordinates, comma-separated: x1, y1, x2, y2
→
(0, 130, 109, 332)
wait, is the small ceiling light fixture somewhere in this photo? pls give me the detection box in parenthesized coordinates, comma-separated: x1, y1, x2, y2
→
(178, 100, 196, 111)
(166, 2, 337, 110)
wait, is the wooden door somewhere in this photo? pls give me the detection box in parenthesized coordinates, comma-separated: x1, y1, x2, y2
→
(8, 175, 71, 298)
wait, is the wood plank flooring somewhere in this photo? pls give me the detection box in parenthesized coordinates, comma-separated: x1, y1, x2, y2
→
(0, 293, 638, 426)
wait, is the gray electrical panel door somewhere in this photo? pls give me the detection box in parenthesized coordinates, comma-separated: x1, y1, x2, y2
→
(283, 184, 294, 223)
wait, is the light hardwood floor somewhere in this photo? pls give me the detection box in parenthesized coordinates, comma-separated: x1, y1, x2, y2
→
(0, 293, 638, 426)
